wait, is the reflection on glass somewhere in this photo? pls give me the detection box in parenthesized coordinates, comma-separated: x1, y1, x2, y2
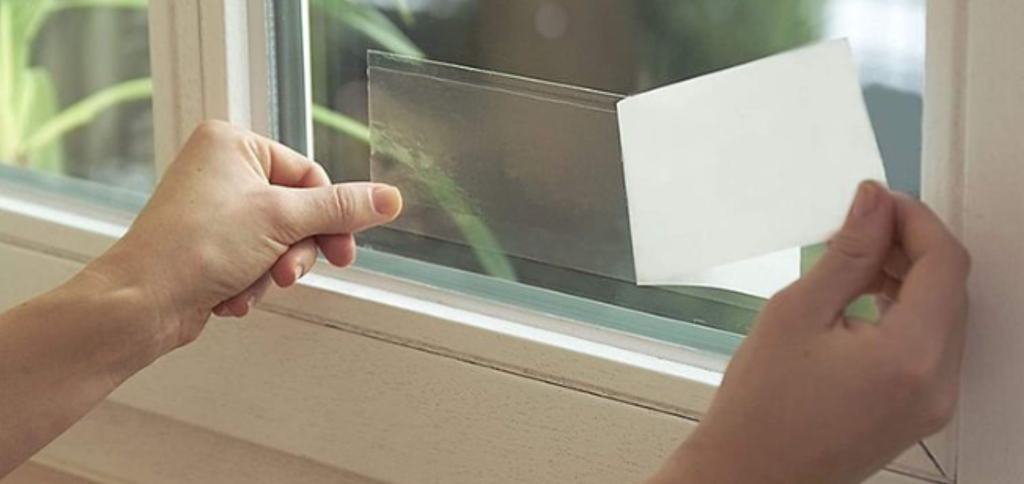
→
(0, 1, 154, 192)
(309, 0, 924, 335)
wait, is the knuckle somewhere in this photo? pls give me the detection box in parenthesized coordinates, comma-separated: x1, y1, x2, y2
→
(330, 186, 359, 223)
(259, 190, 290, 221)
(192, 244, 226, 286)
(178, 317, 207, 347)
(261, 190, 300, 236)
(828, 231, 876, 267)
(191, 120, 235, 141)
(763, 286, 804, 319)
(884, 350, 941, 407)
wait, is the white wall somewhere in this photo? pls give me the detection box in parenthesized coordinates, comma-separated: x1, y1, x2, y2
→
(958, 1, 1024, 483)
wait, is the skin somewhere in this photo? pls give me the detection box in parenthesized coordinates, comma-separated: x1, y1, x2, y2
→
(0, 123, 969, 483)
(650, 182, 970, 484)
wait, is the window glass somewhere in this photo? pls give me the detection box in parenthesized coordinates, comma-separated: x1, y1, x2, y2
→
(302, 0, 924, 342)
(0, 0, 154, 193)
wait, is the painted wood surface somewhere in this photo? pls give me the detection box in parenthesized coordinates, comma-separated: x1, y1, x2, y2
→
(957, 1, 1024, 483)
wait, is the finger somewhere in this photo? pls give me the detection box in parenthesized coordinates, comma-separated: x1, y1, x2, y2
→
(880, 275, 902, 302)
(212, 303, 231, 318)
(271, 238, 319, 287)
(221, 273, 274, 318)
(875, 295, 893, 315)
(869, 274, 901, 317)
(868, 272, 902, 299)
(278, 183, 402, 243)
(881, 195, 970, 342)
(252, 135, 333, 188)
(319, 234, 357, 268)
(789, 181, 896, 324)
(884, 246, 911, 281)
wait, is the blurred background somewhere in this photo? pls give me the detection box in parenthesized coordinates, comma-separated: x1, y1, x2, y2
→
(0, 0, 153, 192)
(312, 0, 924, 196)
(305, 0, 925, 333)
(0, 0, 925, 334)
(0, 0, 922, 195)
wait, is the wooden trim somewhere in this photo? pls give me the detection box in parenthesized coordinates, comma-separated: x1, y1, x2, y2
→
(24, 401, 928, 484)
(149, 0, 274, 174)
(0, 175, 944, 484)
(921, 0, 972, 477)
(954, 1, 1024, 483)
(2, 463, 98, 484)
(148, 0, 203, 174)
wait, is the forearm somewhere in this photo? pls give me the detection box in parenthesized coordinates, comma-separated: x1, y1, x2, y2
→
(0, 261, 170, 477)
(645, 436, 770, 484)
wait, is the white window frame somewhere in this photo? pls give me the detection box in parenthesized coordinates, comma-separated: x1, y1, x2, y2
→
(3, 0, 1017, 483)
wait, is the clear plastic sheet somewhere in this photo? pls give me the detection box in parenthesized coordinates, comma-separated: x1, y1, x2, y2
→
(368, 51, 635, 281)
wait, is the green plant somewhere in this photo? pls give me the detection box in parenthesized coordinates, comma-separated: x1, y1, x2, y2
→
(309, 0, 517, 280)
(0, 0, 415, 172)
(0, 0, 511, 279)
(0, 0, 151, 172)
(635, 0, 823, 88)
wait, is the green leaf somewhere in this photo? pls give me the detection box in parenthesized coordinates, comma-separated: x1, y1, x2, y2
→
(52, 0, 148, 12)
(20, 77, 152, 157)
(393, 0, 414, 26)
(313, 104, 517, 280)
(310, 0, 423, 58)
(0, 1, 21, 160)
(312, 104, 371, 142)
(21, 68, 64, 172)
(370, 129, 518, 281)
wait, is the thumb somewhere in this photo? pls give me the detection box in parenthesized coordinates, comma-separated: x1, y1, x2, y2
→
(793, 181, 895, 321)
(282, 182, 403, 241)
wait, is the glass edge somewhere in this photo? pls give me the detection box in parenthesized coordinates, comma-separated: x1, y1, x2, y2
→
(354, 247, 744, 356)
(0, 165, 148, 214)
(367, 49, 625, 110)
(0, 165, 743, 357)
(271, 0, 311, 155)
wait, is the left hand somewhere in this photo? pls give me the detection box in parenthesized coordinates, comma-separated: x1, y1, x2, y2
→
(86, 121, 403, 352)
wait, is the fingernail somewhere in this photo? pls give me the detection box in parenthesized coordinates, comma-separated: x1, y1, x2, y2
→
(372, 186, 403, 218)
(853, 181, 879, 217)
(294, 265, 305, 283)
(246, 294, 257, 312)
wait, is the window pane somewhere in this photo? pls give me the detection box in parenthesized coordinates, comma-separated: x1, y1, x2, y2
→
(0, 1, 154, 193)
(302, 0, 923, 344)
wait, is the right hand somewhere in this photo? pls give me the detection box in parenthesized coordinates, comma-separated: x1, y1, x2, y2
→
(652, 182, 970, 484)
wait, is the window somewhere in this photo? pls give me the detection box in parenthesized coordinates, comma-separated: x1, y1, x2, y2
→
(0, 0, 154, 195)
(0, 1, 989, 482)
(283, 0, 925, 344)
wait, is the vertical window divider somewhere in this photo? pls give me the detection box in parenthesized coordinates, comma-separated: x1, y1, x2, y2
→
(148, 0, 276, 177)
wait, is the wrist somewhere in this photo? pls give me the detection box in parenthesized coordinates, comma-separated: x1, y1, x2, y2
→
(651, 429, 785, 484)
(65, 252, 181, 371)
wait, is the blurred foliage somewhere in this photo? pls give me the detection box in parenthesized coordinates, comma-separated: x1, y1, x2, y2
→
(2, 0, 846, 333)
(311, 0, 422, 58)
(309, 0, 518, 280)
(0, 0, 419, 174)
(308, 0, 832, 328)
(635, 0, 822, 87)
(0, 0, 150, 172)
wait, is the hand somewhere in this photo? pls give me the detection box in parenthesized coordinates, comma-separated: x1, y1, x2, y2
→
(86, 121, 402, 353)
(652, 182, 970, 484)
